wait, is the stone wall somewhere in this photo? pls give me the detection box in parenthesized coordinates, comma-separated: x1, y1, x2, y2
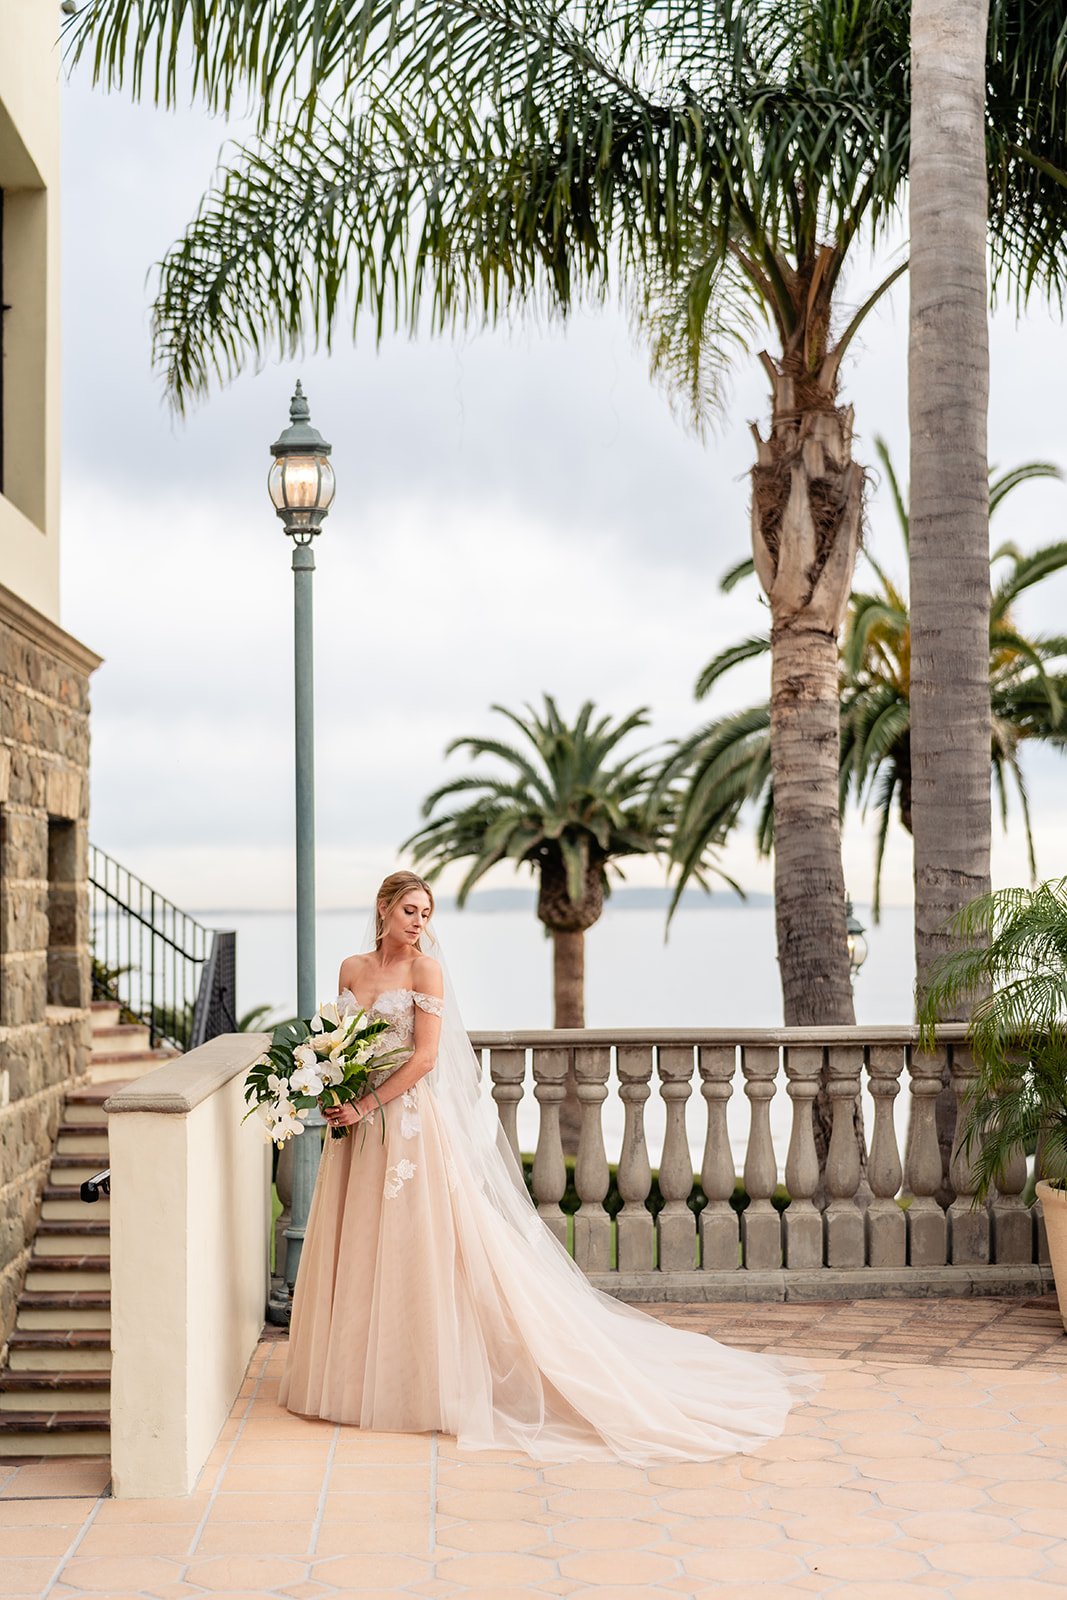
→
(0, 581, 100, 1348)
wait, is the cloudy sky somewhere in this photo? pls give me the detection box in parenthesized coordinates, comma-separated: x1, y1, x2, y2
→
(59, 67, 1067, 913)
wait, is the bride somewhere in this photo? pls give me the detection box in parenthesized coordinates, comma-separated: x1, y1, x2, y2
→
(280, 870, 815, 1461)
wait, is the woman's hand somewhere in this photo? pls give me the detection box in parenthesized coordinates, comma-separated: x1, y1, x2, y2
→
(323, 1099, 365, 1129)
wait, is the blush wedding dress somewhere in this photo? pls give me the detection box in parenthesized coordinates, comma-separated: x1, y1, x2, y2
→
(279, 933, 816, 1462)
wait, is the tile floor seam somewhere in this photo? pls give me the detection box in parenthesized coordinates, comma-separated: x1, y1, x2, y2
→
(428, 1430, 438, 1556)
(306, 1423, 340, 1557)
(184, 1346, 272, 1559)
(38, 1490, 107, 1598)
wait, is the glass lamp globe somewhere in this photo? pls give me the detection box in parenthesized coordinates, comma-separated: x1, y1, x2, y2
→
(268, 381, 335, 541)
(845, 898, 869, 977)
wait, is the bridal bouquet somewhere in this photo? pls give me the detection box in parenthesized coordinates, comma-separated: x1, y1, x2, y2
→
(244, 998, 404, 1145)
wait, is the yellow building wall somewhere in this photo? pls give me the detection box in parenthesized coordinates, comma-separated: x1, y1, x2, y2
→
(0, 0, 62, 622)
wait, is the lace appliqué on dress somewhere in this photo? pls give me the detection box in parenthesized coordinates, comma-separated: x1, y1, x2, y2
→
(384, 1157, 417, 1199)
(412, 991, 444, 1017)
(399, 1088, 420, 1139)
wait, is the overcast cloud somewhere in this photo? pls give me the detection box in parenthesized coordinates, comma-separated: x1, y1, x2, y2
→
(58, 74, 1067, 911)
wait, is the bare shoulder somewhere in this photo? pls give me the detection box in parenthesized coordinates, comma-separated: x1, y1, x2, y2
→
(412, 954, 443, 997)
(337, 952, 373, 988)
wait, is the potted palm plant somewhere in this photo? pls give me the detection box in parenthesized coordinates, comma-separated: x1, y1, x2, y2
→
(920, 880, 1067, 1331)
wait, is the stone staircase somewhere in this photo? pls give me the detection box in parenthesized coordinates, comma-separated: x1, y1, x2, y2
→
(0, 1001, 176, 1457)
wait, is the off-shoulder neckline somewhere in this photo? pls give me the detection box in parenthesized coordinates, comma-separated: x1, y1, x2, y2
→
(339, 985, 440, 1016)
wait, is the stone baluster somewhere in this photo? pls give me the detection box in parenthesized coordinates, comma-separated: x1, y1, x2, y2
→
(531, 1046, 569, 1247)
(698, 1045, 740, 1271)
(905, 1044, 948, 1265)
(865, 1045, 906, 1268)
(782, 1046, 822, 1270)
(989, 1049, 1034, 1264)
(572, 1046, 612, 1272)
(488, 1047, 526, 1165)
(740, 1046, 781, 1270)
(656, 1045, 697, 1272)
(616, 1045, 655, 1272)
(824, 1046, 865, 1267)
(947, 1044, 990, 1265)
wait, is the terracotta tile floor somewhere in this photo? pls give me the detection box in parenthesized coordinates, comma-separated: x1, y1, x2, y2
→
(1, 1296, 1065, 1600)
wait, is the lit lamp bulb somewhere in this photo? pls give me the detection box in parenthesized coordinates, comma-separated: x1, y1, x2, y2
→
(845, 897, 868, 979)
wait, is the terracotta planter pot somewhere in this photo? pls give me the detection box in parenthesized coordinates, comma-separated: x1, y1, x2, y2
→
(1036, 1180, 1067, 1334)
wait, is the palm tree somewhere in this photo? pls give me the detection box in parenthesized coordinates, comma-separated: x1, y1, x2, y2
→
(67, 0, 1067, 1027)
(405, 695, 732, 1151)
(908, 0, 992, 1011)
(662, 447, 1067, 923)
(918, 879, 1067, 1197)
(406, 695, 730, 1027)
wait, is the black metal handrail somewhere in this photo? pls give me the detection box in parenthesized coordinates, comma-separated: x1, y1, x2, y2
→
(89, 845, 236, 1052)
(191, 930, 239, 1048)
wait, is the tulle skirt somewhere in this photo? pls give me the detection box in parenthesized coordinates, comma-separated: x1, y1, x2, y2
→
(279, 1077, 817, 1461)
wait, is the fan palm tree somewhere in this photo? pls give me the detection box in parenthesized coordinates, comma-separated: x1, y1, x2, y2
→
(67, 0, 1067, 1027)
(662, 445, 1067, 921)
(405, 695, 734, 1151)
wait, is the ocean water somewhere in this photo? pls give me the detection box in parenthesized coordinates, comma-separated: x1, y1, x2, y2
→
(207, 902, 918, 1173)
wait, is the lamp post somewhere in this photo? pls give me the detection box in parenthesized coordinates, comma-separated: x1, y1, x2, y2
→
(845, 897, 868, 983)
(268, 381, 334, 1304)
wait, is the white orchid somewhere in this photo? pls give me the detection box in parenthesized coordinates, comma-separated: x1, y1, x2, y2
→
(268, 1106, 306, 1143)
(293, 1043, 318, 1070)
(320, 1058, 345, 1087)
(291, 1061, 327, 1096)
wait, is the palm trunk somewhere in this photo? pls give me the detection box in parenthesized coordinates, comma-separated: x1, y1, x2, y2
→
(753, 372, 864, 1181)
(909, 0, 992, 1197)
(552, 928, 585, 1028)
(771, 618, 856, 1028)
(753, 385, 861, 1030)
(538, 855, 602, 1156)
(552, 928, 585, 1155)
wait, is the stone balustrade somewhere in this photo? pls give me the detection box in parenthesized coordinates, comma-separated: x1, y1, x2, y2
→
(467, 1024, 1054, 1301)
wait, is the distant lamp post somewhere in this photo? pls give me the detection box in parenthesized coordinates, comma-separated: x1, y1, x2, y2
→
(845, 897, 868, 982)
(269, 381, 334, 1312)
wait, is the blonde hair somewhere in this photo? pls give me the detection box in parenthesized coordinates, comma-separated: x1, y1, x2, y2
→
(374, 871, 435, 949)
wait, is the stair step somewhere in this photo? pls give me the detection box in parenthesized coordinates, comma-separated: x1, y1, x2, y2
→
(57, 1126, 109, 1155)
(34, 1222, 110, 1258)
(0, 1375, 110, 1414)
(25, 1258, 110, 1291)
(90, 1000, 120, 1025)
(41, 1187, 110, 1222)
(0, 1412, 110, 1456)
(89, 1054, 171, 1082)
(50, 1156, 111, 1185)
(90, 1025, 152, 1055)
(7, 1331, 111, 1373)
(17, 1291, 110, 1331)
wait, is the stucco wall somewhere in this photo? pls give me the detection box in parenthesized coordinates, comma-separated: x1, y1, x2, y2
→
(0, 0, 62, 620)
(107, 1036, 273, 1498)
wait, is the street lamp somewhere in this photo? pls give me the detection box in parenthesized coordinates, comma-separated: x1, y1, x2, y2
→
(269, 381, 334, 1308)
(845, 897, 868, 982)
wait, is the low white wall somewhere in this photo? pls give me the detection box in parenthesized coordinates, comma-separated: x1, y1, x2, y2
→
(106, 1034, 271, 1498)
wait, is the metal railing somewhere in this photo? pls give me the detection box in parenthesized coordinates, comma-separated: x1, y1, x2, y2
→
(89, 845, 236, 1052)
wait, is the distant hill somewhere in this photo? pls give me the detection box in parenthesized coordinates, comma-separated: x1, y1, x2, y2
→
(461, 886, 771, 913)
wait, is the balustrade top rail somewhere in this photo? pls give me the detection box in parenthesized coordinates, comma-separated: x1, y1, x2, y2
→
(468, 1023, 973, 1048)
